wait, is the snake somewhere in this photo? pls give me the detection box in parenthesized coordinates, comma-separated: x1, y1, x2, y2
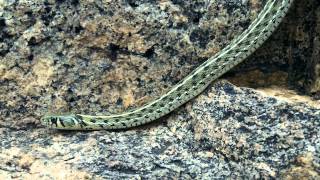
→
(41, 0, 293, 130)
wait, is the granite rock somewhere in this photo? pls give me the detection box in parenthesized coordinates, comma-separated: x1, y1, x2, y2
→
(234, 0, 320, 97)
(0, 0, 268, 128)
(0, 0, 320, 179)
(0, 80, 319, 179)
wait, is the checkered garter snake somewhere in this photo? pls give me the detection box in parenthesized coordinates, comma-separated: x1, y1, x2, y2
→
(41, 0, 293, 130)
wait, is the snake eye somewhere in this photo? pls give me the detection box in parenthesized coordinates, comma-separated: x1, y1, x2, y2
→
(41, 116, 59, 128)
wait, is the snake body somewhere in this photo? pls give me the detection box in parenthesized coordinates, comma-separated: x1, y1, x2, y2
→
(41, 0, 293, 130)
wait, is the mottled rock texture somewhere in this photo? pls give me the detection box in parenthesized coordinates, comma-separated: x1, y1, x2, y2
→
(0, 0, 270, 127)
(235, 0, 320, 97)
(0, 0, 319, 179)
(1, 81, 319, 179)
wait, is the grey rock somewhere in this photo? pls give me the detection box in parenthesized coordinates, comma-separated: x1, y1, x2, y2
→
(0, 0, 319, 179)
(0, 0, 267, 128)
(238, 0, 320, 96)
(0, 81, 319, 179)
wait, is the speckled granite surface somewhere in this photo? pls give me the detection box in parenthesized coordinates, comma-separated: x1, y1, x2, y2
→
(0, 0, 320, 179)
(0, 0, 269, 127)
(0, 81, 319, 179)
(235, 0, 320, 96)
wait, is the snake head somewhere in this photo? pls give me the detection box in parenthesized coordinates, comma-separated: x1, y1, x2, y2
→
(41, 115, 79, 130)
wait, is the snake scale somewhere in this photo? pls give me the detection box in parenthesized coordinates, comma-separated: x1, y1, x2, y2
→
(41, 0, 293, 130)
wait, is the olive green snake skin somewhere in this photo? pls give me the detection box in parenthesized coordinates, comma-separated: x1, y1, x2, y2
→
(41, 0, 293, 130)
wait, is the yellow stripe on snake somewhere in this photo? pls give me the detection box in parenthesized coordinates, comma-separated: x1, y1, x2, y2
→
(41, 0, 294, 130)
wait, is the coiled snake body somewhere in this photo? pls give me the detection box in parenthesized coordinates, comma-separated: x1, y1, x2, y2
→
(41, 0, 293, 130)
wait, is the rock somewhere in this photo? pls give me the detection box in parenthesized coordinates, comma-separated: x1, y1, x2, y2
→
(236, 0, 320, 97)
(0, 80, 319, 179)
(0, 0, 319, 179)
(0, 0, 268, 128)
